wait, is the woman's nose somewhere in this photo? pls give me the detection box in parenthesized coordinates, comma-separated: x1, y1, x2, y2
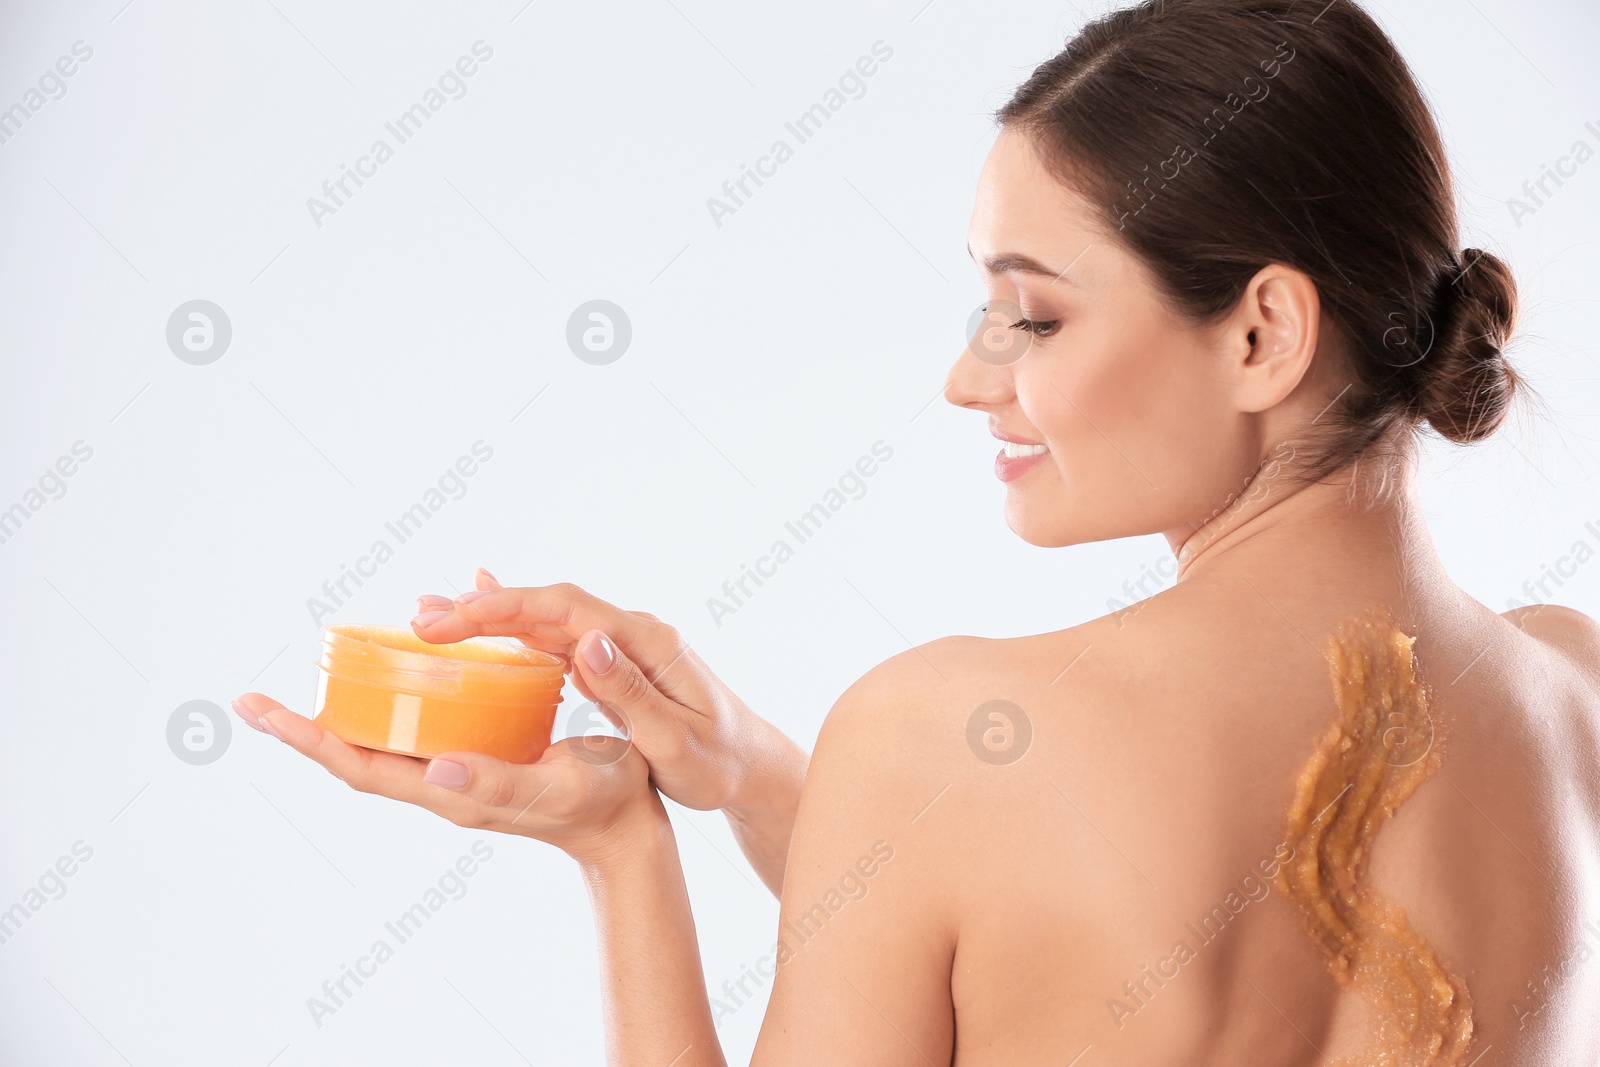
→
(944, 313, 1019, 410)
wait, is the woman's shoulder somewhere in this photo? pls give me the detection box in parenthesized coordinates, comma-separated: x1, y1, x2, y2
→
(812, 596, 1219, 770)
(796, 597, 1307, 924)
(1501, 602, 1600, 675)
(807, 581, 1370, 791)
(1495, 603, 1600, 732)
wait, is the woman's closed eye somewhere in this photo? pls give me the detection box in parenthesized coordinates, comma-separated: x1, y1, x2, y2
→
(1010, 317, 1061, 338)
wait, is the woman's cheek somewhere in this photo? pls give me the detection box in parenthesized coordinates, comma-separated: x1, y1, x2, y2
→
(1020, 358, 1116, 487)
(1031, 335, 1148, 444)
(1048, 334, 1201, 507)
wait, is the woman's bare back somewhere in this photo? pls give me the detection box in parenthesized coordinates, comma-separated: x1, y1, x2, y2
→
(761, 533, 1600, 1066)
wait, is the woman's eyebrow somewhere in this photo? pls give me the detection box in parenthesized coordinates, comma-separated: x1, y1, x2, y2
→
(967, 242, 1083, 284)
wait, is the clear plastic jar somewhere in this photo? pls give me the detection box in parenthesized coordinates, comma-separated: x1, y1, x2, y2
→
(313, 624, 566, 763)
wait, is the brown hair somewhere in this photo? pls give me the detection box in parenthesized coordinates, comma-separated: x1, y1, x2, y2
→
(997, 0, 1521, 483)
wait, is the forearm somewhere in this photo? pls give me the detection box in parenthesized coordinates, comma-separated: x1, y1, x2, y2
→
(580, 795, 726, 1067)
(723, 722, 808, 896)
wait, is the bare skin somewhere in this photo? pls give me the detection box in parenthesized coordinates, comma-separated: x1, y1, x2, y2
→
(237, 127, 1600, 1064)
(754, 491, 1600, 1066)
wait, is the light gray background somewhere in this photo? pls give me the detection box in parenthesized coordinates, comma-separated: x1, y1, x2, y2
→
(1, 0, 1596, 1063)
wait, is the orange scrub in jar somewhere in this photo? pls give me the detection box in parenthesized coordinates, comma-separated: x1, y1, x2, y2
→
(313, 624, 566, 763)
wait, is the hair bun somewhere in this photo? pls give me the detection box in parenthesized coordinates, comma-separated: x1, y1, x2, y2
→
(1419, 247, 1519, 443)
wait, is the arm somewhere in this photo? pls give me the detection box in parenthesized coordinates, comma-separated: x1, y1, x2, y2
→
(751, 651, 958, 1065)
(242, 635, 958, 1064)
(572, 649, 960, 1067)
(582, 795, 728, 1067)
(235, 689, 734, 1066)
(414, 575, 809, 893)
(721, 720, 807, 896)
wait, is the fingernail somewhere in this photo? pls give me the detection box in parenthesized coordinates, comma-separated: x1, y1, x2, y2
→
(424, 759, 470, 789)
(258, 715, 284, 742)
(580, 631, 616, 675)
(416, 594, 452, 611)
(477, 567, 500, 586)
(412, 610, 450, 626)
(455, 589, 490, 604)
(231, 699, 267, 734)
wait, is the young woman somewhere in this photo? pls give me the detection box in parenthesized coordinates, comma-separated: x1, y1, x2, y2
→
(237, 0, 1600, 1062)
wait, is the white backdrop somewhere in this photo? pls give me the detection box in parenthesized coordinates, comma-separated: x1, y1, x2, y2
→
(1, 0, 1596, 1063)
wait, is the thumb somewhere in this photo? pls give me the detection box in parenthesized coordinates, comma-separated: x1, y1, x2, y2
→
(573, 629, 677, 733)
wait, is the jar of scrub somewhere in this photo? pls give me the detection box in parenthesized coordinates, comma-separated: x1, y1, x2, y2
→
(313, 624, 566, 763)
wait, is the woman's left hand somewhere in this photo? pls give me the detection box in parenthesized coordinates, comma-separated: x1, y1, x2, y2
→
(231, 693, 659, 863)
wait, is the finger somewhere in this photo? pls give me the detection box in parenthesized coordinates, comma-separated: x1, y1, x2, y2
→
(476, 571, 577, 670)
(230, 695, 268, 733)
(414, 583, 577, 671)
(452, 576, 571, 655)
(571, 629, 683, 740)
(235, 692, 428, 795)
(420, 749, 564, 824)
(413, 585, 681, 666)
(416, 566, 500, 620)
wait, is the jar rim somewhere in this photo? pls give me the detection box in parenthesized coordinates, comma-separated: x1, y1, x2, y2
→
(321, 623, 566, 680)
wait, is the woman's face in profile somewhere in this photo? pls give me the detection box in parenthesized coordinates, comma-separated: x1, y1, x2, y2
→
(947, 126, 1262, 549)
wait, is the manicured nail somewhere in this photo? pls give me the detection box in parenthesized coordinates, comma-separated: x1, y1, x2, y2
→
(258, 715, 284, 742)
(455, 589, 490, 604)
(424, 759, 470, 789)
(412, 610, 450, 626)
(580, 631, 616, 675)
(477, 567, 500, 586)
(416, 594, 452, 611)
(231, 699, 266, 734)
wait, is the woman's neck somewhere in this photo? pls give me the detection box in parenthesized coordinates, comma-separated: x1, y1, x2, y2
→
(1165, 441, 1459, 611)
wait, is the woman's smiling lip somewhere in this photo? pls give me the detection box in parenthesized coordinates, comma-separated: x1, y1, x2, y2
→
(989, 422, 1044, 445)
(990, 423, 1051, 481)
(994, 447, 1050, 481)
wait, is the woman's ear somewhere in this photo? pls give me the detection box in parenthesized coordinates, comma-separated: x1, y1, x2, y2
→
(1229, 264, 1321, 414)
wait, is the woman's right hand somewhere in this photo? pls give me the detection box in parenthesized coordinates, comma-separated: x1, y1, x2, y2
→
(412, 571, 807, 892)
(232, 691, 663, 869)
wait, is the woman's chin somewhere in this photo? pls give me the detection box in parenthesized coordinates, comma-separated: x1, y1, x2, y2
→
(1002, 498, 1080, 548)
